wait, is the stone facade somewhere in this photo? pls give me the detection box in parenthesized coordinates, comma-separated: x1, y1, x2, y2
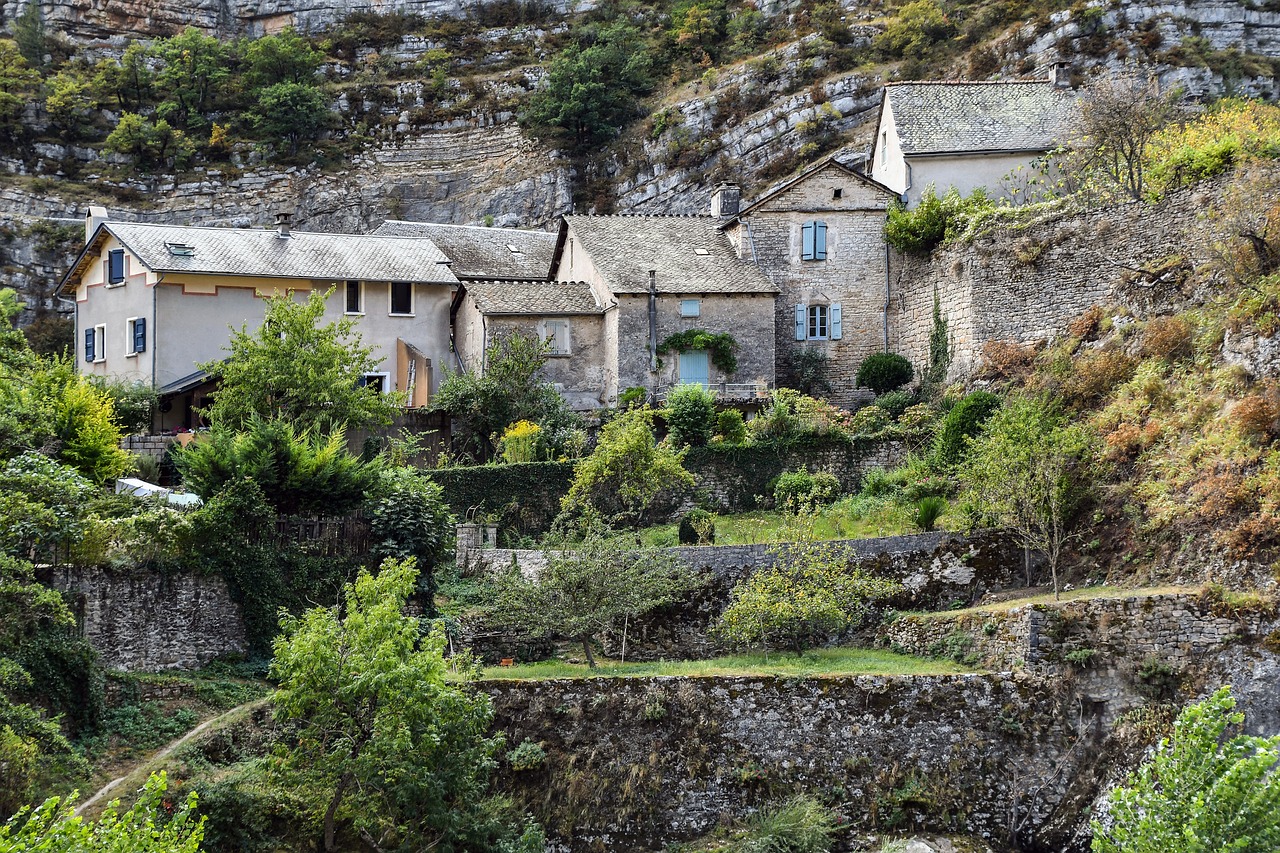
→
(726, 161, 897, 408)
(42, 566, 247, 671)
(121, 433, 176, 459)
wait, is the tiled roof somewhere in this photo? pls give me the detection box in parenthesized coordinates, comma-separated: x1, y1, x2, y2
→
(100, 222, 459, 284)
(558, 215, 777, 295)
(466, 280, 603, 315)
(885, 81, 1078, 155)
(371, 221, 556, 280)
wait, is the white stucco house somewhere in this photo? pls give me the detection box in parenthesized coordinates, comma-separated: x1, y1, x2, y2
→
(869, 79, 1078, 207)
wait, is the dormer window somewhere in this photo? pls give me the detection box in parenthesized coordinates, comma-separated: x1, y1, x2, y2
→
(107, 249, 125, 284)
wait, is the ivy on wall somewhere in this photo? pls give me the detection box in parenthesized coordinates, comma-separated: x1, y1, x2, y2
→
(657, 330, 739, 375)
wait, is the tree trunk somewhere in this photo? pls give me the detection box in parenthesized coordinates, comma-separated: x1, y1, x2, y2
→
(324, 771, 354, 852)
(581, 634, 596, 668)
(620, 613, 629, 665)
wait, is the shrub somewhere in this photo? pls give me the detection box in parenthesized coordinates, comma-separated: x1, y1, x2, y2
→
(737, 795, 835, 853)
(793, 348, 831, 397)
(979, 340, 1039, 380)
(914, 496, 946, 531)
(715, 409, 748, 444)
(748, 389, 853, 446)
(1233, 391, 1280, 442)
(507, 740, 546, 772)
(884, 186, 996, 254)
(774, 469, 841, 512)
(678, 508, 716, 545)
(1062, 349, 1138, 408)
(499, 419, 541, 464)
(1067, 305, 1105, 340)
(873, 389, 915, 419)
(933, 391, 1001, 467)
(664, 383, 717, 447)
(856, 352, 914, 395)
(848, 405, 891, 436)
(618, 386, 647, 408)
(1140, 315, 1194, 362)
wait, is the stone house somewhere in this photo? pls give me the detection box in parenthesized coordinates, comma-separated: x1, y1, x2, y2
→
(868, 78, 1077, 207)
(59, 208, 458, 430)
(719, 158, 899, 408)
(550, 214, 778, 407)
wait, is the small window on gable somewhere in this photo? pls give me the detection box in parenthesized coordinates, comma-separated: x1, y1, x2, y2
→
(833, 188, 843, 200)
(127, 317, 147, 355)
(345, 280, 362, 314)
(107, 249, 125, 284)
(800, 221, 828, 261)
(542, 319, 571, 356)
(680, 299, 701, 318)
(390, 281, 412, 315)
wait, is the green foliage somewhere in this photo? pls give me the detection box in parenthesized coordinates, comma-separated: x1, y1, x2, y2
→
(678, 508, 716, 545)
(0, 453, 93, 562)
(873, 0, 955, 59)
(933, 390, 1001, 468)
(913, 496, 946, 531)
(176, 418, 375, 515)
(11, 4, 44, 67)
(104, 111, 196, 170)
(242, 28, 323, 89)
(0, 42, 38, 146)
(247, 82, 330, 153)
(747, 389, 854, 448)
(1092, 687, 1280, 853)
(203, 289, 399, 435)
(855, 353, 914, 395)
(773, 469, 841, 513)
(492, 519, 703, 666)
(960, 396, 1097, 597)
(88, 377, 157, 435)
(271, 558, 507, 851)
(0, 772, 204, 852)
(715, 409, 748, 444)
(884, 186, 996, 254)
(664, 383, 717, 447)
(366, 467, 454, 606)
(792, 348, 832, 397)
(506, 740, 546, 772)
(873, 390, 915, 419)
(427, 461, 574, 540)
(735, 795, 835, 853)
(656, 330, 739, 374)
(926, 286, 951, 388)
(152, 27, 230, 132)
(715, 540, 902, 655)
(563, 407, 694, 526)
(618, 387, 648, 409)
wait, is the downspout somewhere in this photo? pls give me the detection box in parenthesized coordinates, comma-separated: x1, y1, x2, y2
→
(883, 242, 891, 351)
(648, 270, 658, 373)
(153, 274, 161, 392)
(480, 315, 488, 373)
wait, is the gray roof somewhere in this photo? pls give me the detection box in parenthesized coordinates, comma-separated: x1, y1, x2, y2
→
(466, 280, 603, 315)
(557, 216, 777, 295)
(98, 222, 459, 284)
(884, 81, 1077, 155)
(371, 221, 556, 280)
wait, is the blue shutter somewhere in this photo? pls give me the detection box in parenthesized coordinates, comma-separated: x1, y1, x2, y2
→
(108, 249, 125, 283)
(133, 318, 146, 353)
(801, 222, 815, 260)
(814, 221, 828, 260)
(794, 304, 806, 340)
(831, 303, 842, 340)
(84, 329, 95, 362)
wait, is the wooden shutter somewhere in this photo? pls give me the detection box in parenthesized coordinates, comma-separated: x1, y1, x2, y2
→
(831, 303, 842, 340)
(794, 304, 806, 340)
(133, 318, 147, 353)
(84, 328, 95, 362)
(801, 222, 815, 260)
(814, 221, 828, 260)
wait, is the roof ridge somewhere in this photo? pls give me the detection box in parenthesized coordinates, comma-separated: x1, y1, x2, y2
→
(886, 79, 1051, 87)
(384, 221, 555, 235)
(110, 221, 449, 240)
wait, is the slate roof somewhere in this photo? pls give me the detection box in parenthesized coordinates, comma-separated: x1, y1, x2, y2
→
(465, 280, 603, 315)
(62, 222, 458, 291)
(883, 81, 1077, 155)
(371, 221, 556, 280)
(729, 156, 897, 222)
(555, 216, 777, 295)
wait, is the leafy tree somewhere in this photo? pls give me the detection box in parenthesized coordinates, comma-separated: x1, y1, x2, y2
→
(562, 406, 694, 525)
(248, 82, 330, 154)
(44, 68, 96, 138)
(0, 41, 38, 146)
(959, 396, 1097, 599)
(11, 2, 44, 67)
(241, 28, 323, 89)
(1077, 71, 1180, 201)
(202, 288, 400, 434)
(664, 383, 716, 447)
(1092, 687, 1280, 853)
(493, 519, 703, 666)
(0, 772, 203, 852)
(90, 43, 153, 113)
(270, 558, 507, 852)
(716, 539, 901, 656)
(366, 467, 454, 607)
(176, 417, 376, 515)
(152, 27, 231, 131)
(0, 453, 93, 562)
(104, 112, 195, 170)
(522, 19, 654, 149)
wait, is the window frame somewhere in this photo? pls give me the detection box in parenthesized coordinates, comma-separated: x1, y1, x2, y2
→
(389, 281, 413, 316)
(807, 304, 830, 340)
(680, 298, 701, 318)
(345, 280, 363, 315)
(357, 372, 391, 394)
(126, 316, 147, 357)
(107, 249, 126, 286)
(86, 324, 106, 363)
(542, 319, 572, 357)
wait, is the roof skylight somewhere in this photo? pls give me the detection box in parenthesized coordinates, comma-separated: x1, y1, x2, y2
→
(165, 242, 196, 256)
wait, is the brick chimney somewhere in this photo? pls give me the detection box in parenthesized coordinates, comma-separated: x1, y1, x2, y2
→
(711, 183, 741, 219)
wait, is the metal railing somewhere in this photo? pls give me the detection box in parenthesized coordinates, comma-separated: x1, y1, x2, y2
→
(655, 382, 772, 403)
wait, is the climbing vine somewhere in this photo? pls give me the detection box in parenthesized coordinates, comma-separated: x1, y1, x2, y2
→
(656, 330, 739, 374)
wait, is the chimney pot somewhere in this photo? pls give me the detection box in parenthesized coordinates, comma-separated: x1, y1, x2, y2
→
(275, 212, 292, 238)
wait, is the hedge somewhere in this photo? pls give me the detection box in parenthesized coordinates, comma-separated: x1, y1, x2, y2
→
(426, 461, 575, 541)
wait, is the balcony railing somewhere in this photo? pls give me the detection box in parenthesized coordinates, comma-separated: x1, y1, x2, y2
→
(655, 382, 773, 403)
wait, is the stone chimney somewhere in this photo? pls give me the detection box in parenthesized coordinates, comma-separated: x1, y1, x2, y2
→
(275, 211, 292, 238)
(711, 183, 741, 219)
(1050, 61, 1071, 89)
(85, 205, 109, 243)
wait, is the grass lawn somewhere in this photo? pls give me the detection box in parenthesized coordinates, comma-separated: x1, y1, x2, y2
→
(474, 646, 976, 681)
(637, 496, 963, 547)
(902, 584, 1197, 620)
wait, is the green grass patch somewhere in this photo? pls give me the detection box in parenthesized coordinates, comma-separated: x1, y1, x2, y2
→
(474, 647, 976, 681)
(903, 585, 1194, 620)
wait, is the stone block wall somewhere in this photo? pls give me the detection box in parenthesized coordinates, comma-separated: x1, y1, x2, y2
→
(486, 672, 1095, 852)
(893, 176, 1233, 379)
(42, 566, 247, 671)
(122, 434, 176, 459)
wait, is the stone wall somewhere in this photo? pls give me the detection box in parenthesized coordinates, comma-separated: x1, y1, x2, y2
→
(486, 672, 1097, 852)
(893, 176, 1234, 379)
(41, 566, 247, 671)
(122, 434, 176, 459)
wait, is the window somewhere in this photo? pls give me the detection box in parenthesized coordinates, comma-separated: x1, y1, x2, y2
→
(390, 281, 412, 315)
(107, 249, 125, 284)
(680, 299, 701, 318)
(126, 317, 146, 355)
(542, 319, 571, 356)
(357, 373, 389, 393)
(84, 324, 105, 363)
(880, 131, 888, 164)
(793, 302, 842, 341)
(345, 280, 362, 314)
(800, 221, 827, 261)
(832, 187, 843, 200)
